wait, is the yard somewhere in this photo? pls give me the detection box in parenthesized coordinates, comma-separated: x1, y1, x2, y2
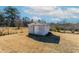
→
(0, 27, 79, 53)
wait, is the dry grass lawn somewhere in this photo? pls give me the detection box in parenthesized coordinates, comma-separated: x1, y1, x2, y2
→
(0, 27, 79, 53)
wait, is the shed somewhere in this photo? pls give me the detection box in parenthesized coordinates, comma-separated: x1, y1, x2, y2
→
(28, 23, 50, 35)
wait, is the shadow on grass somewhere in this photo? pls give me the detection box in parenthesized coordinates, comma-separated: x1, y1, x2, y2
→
(27, 32, 60, 44)
(60, 31, 79, 34)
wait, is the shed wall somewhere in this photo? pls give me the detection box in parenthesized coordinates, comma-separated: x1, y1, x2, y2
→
(28, 24, 49, 35)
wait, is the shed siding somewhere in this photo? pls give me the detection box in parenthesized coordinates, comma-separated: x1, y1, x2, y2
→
(28, 24, 49, 35)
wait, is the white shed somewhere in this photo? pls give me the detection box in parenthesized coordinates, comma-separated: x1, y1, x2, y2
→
(28, 23, 50, 35)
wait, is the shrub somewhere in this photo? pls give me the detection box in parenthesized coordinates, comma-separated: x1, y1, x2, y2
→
(71, 30, 75, 33)
(0, 31, 3, 36)
(54, 26, 61, 32)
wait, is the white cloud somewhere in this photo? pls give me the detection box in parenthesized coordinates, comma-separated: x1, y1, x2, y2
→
(65, 8, 79, 14)
(30, 6, 56, 11)
(25, 6, 57, 16)
(52, 18, 62, 23)
(31, 16, 41, 21)
(24, 6, 79, 19)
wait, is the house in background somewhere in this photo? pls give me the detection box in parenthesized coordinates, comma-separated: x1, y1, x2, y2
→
(28, 23, 50, 35)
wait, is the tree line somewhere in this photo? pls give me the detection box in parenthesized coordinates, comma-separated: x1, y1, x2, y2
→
(0, 6, 45, 28)
(50, 23, 79, 33)
(2, 6, 34, 27)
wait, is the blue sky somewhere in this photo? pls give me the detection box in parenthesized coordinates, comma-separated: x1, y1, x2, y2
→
(0, 6, 79, 23)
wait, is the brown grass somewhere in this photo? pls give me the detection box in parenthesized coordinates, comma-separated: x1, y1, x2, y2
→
(0, 27, 79, 53)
